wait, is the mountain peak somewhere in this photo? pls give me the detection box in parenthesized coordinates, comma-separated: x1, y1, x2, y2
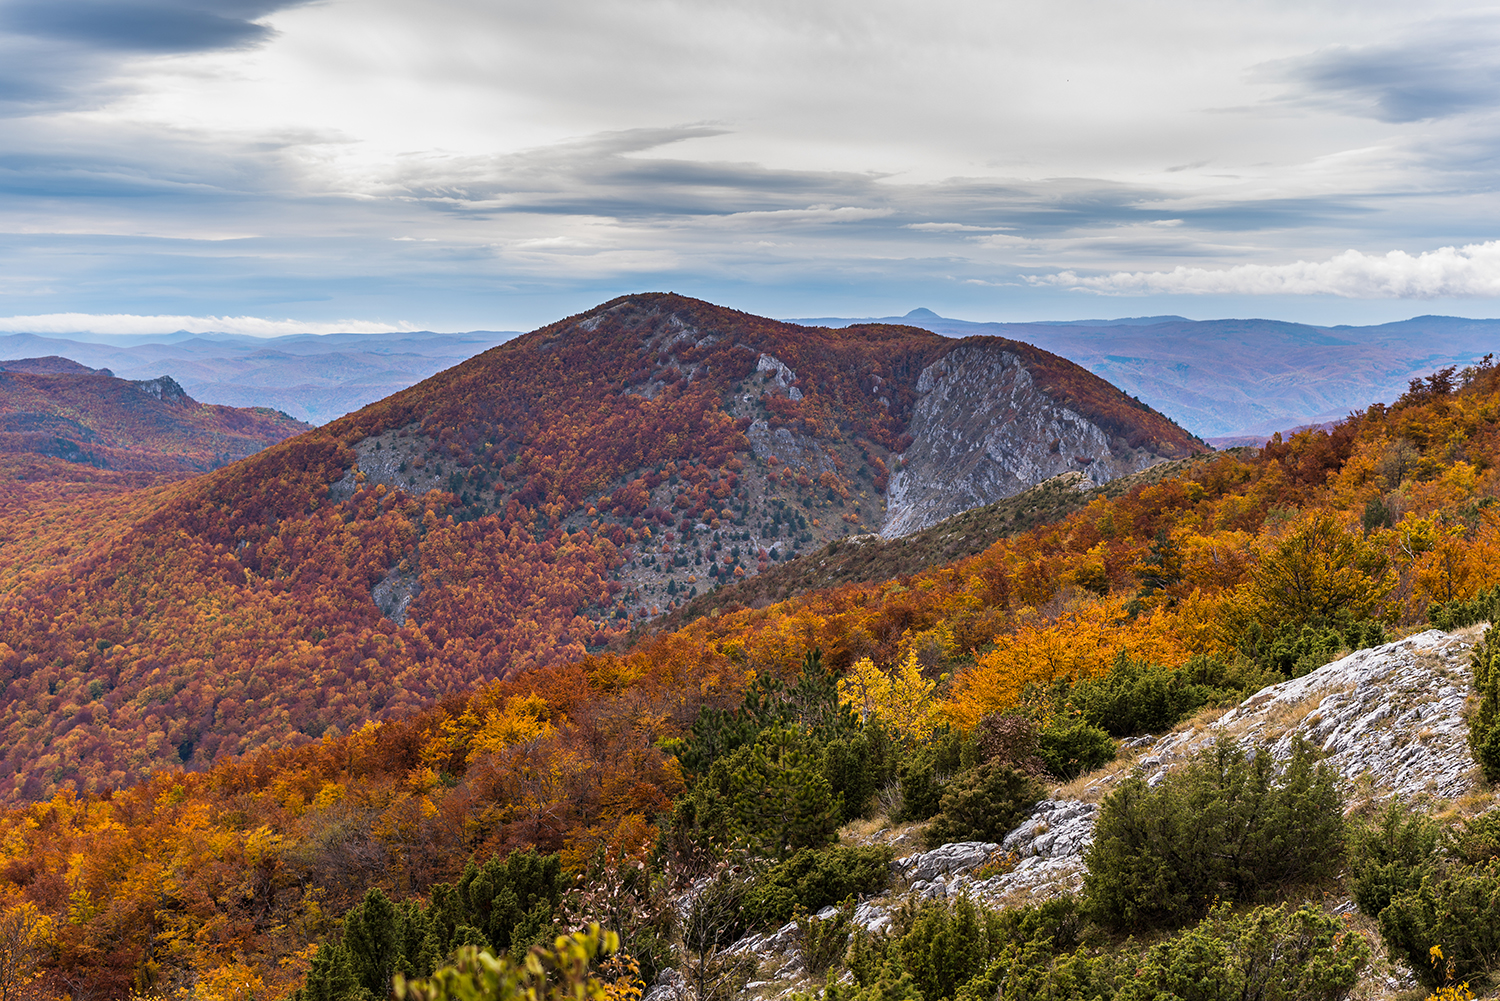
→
(904, 307, 942, 319)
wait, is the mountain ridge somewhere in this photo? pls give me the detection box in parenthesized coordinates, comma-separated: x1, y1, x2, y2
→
(0, 364, 310, 472)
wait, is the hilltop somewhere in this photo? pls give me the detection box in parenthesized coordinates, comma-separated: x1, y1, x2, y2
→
(0, 292, 1198, 805)
(0, 329, 514, 425)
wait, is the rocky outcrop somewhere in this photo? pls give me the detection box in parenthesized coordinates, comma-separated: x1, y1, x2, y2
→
(893, 840, 997, 883)
(882, 343, 1163, 537)
(132, 375, 189, 404)
(943, 628, 1483, 906)
(755, 353, 803, 401)
(1144, 627, 1479, 800)
(372, 562, 421, 626)
(746, 420, 837, 475)
(706, 630, 1484, 984)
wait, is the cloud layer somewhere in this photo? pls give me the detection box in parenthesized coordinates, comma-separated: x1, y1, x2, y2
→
(1032, 241, 1500, 298)
(0, 313, 416, 336)
(0, 0, 1499, 328)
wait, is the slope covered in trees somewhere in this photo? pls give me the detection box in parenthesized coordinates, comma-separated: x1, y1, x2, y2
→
(0, 293, 1198, 806)
(0, 366, 310, 471)
(0, 358, 1495, 996)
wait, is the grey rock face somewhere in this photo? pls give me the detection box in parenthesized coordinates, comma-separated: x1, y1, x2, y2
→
(1204, 628, 1478, 800)
(892, 840, 999, 883)
(882, 343, 1161, 537)
(372, 563, 421, 626)
(747, 419, 838, 475)
(641, 968, 691, 1001)
(944, 629, 1480, 907)
(131, 375, 189, 404)
(756, 352, 803, 401)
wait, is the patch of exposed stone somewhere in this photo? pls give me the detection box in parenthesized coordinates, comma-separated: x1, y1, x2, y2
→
(371, 561, 421, 626)
(882, 343, 1162, 537)
(1142, 627, 1480, 801)
(746, 421, 839, 476)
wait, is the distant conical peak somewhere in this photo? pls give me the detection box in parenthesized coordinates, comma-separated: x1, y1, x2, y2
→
(904, 308, 941, 319)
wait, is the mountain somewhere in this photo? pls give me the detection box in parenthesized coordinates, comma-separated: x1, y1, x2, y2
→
(0, 329, 516, 425)
(0, 364, 311, 472)
(0, 348, 1496, 996)
(791, 309, 1500, 439)
(0, 292, 1198, 805)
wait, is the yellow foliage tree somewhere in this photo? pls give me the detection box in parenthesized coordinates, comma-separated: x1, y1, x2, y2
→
(1241, 512, 1392, 627)
(467, 693, 558, 762)
(944, 600, 1192, 729)
(0, 901, 50, 1001)
(836, 651, 938, 742)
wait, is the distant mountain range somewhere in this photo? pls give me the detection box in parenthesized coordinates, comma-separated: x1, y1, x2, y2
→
(11, 310, 1486, 441)
(0, 329, 516, 425)
(790, 310, 1500, 440)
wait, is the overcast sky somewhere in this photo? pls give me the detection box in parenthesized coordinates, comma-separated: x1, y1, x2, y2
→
(3, 0, 1500, 333)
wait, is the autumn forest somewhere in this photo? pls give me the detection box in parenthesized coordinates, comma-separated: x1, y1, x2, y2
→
(0, 294, 1497, 999)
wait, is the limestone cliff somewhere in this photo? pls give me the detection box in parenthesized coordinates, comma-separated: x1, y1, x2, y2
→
(882, 342, 1166, 537)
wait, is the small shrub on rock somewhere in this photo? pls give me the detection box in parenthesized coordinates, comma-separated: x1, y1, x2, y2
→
(925, 762, 1044, 847)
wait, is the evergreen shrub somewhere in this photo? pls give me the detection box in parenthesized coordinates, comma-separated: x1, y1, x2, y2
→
(1084, 739, 1343, 931)
(1346, 799, 1440, 918)
(925, 762, 1044, 847)
(743, 844, 893, 929)
(1469, 625, 1500, 783)
(1037, 721, 1116, 780)
(895, 728, 978, 823)
(1379, 861, 1500, 989)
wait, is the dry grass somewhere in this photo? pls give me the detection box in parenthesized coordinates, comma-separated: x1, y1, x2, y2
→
(839, 817, 926, 857)
(1050, 743, 1156, 803)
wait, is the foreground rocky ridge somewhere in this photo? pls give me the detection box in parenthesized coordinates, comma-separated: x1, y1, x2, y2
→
(704, 626, 1490, 998)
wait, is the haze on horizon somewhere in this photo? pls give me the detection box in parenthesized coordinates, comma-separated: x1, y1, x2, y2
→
(3, 0, 1500, 334)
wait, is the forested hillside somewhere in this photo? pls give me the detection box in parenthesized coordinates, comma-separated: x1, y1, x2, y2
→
(0, 294, 1197, 806)
(0, 357, 1495, 997)
(0, 366, 310, 471)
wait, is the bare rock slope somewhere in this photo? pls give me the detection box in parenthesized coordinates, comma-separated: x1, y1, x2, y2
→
(707, 627, 1488, 990)
(943, 627, 1483, 908)
(884, 343, 1165, 537)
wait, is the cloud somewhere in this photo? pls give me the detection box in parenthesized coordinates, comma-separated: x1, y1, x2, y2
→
(0, 313, 417, 336)
(1031, 241, 1500, 298)
(904, 222, 1002, 232)
(0, 1, 289, 54)
(0, 0, 312, 114)
(1267, 12, 1500, 123)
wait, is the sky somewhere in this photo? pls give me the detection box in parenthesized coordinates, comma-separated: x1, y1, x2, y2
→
(3, 0, 1500, 334)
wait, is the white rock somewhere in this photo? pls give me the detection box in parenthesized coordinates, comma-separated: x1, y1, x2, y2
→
(893, 840, 998, 882)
